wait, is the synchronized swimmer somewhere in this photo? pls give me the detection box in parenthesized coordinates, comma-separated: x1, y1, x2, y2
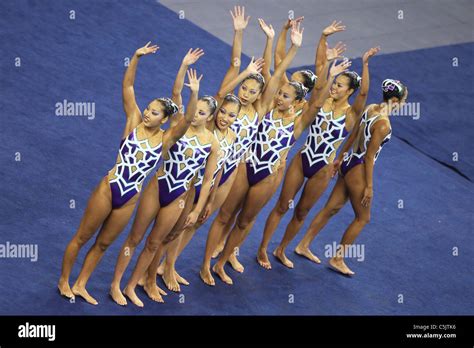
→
(58, 5, 407, 307)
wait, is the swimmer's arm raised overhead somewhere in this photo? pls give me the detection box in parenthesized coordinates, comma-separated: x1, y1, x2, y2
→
(317, 21, 346, 76)
(122, 41, 159, 138)
(361, 120, 390, 207)
(295, 59, 351, 139)
(349, 47, 380, 121)
(217, 57, 264, 99)
(184, 137, 220, 228)
(216, 5, 250, 102)
(163, 69, 202, 152)
(256, 22, 303, 116)
(258, 18, 275, 84)
(170, 48, 204, 126)
(274, 17, 303, 86)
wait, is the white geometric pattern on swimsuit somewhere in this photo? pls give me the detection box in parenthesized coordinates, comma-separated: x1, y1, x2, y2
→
(351, 109, 392, 161)
(247, 109, 296, 176)
(195, 128, 235, 187)
(224, 112, 259, 169)
(160, 133, 212, 194)
(301, 108, 349, 167)
(109, 127, 162, 197)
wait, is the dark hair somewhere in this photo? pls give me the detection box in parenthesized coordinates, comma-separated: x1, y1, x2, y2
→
(222, 94, 242, 113)
(156, 98, 179, 117)
(382, 79, 406, 102)
(200, 95, 218, 115)
(288, 81, 308, 101)
(340, 71, 361, 95)
(297, 69, 317, 92)
(242, 73, 265, 92)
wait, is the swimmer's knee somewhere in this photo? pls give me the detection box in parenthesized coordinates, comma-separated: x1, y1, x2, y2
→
(356, 214, 370, 225)
(276, 199, 291, 215)
(294, 207, 310, 222)
(236, 216, 254, 231)
(96, 240, 112, 252)
(144, 238, 161, 253)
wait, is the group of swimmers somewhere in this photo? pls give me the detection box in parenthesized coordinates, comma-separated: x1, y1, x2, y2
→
(58, 6, 408, 307)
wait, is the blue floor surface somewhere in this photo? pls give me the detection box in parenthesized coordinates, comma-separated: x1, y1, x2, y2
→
(0, 0, 472, 315)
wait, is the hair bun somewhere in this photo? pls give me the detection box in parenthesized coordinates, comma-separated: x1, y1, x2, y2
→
(157, 97, 179, 116)
(382, 79, 402, 93)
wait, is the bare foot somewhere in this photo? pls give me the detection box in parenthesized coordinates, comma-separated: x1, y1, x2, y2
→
(257, 248, 272, 270)
(273, 247, 294, 269)
(110, 284, 127, 306)
(200, 267, 215, 286)
(212, 242, 224, 259)
(144, 282, 165, 303)
(295, 245, 321, 264)
(123, 286, 144, 307)
(162, 269, 180, 292)
(156, 262, 165, 276)
(175, 271, 189, 286)
(228, 253, 244, 273)
(329, 257, 355, 276)
(212, 263, 233, 285)
(58, 279, 75, 299)
(72, 283, 98, 305)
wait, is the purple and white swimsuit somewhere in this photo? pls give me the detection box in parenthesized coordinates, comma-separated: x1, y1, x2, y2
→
(157, 133, 212, 207)
(300, 108, 349, 178)
(218, 112, 259, 186)
(109, 127, 162, 209)
(340, 109, 392, 176)
(194, 129, 234, 203)
(246, 109, 296, 186)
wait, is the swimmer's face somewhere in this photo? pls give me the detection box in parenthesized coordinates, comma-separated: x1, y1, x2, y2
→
(291, 71, 305, 85)
(238, 79, 262, 106)
(215, 101, 239, 131)
(143, 100, 167, 127)
(192, 99, 214, 127)
(330, 75, 353, 100)
(275, 83, 297, 111)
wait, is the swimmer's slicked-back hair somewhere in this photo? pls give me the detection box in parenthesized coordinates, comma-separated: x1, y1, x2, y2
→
(156, 97, 179, 117)
(242, 73, 265, 92)
(222, 94, 242, 113)
(382, 79, 407, 102)
(200, 95, 218, 115)
(288, 81, 308, 101)
(298, 69, 317, 93)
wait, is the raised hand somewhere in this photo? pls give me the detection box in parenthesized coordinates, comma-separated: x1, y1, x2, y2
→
(245, 57, 265, 75)
(184, 68, 203, 93)
(284, 16, 304, 30)
(290, 22, 304, 47)
(230, 5, 250, 31)
(327, 41, 347, 61)
(135, 41, 159, 57)
(183, 48, 205, 66)
(323, 20, 346, 36)
(258, 18, 274, 39)
(329, 59, 352, 77)
(362, 46, 380, 63)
